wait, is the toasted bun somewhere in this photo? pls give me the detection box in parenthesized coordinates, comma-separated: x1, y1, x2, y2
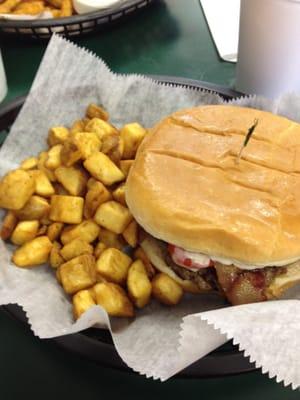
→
(126, 105, 300, 267)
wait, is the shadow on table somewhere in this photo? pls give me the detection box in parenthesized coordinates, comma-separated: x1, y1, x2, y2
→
(76, 0, 181, 71)
(0, 308, 298, 400)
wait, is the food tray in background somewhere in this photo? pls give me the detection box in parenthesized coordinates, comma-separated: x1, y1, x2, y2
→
(0, 75, 253, 378)
(0, 0, 154, 40)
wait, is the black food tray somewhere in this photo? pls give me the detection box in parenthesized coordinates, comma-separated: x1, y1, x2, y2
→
(0, 75, 253, 378)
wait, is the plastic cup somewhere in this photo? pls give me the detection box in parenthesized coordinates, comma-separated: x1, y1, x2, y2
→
(0, 50, 7, 103)
(236, 0, 300, 98)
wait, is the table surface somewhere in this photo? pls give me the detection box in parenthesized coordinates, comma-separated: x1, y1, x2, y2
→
(0, 0, 298, 398)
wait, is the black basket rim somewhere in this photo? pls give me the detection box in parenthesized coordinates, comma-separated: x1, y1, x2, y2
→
(0, 0, 152, 27)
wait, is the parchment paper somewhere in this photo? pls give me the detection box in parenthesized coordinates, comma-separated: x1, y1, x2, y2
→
(1, 35, 300, 389)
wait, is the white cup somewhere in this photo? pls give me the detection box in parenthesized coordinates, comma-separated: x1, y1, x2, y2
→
(236, 0, 300, 98)
(0, 50, 7, 103)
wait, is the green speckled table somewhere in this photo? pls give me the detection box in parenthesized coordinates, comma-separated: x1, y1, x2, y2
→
(0, 1, 297, 398)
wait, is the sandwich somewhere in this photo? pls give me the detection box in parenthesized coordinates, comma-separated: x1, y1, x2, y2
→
(125, 105, 300, 305)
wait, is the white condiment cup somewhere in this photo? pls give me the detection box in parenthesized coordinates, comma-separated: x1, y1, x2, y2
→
(73, 0, 121, 15)
(236, 0, 300, 98)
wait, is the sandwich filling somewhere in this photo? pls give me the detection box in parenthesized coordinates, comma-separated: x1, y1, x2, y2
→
(140, 235, 295, 305)
(167, 243, 284, 304)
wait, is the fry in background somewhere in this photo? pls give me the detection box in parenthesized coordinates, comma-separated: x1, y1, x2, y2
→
(0, 0, 21, 13)
(13, 1, 45, 15)
(46, 7, 60, 17)
(45, 0, 61, 7)
(60, 0, 72, 17)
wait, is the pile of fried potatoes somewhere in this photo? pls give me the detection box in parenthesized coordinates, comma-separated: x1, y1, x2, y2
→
(0, 103, 185, 319)
(0, 0, 74, 18)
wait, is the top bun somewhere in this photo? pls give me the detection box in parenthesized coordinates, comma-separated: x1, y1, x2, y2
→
(125, 105, 300, 267)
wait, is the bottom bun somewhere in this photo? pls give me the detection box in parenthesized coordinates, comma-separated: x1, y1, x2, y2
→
(266, 263, 300, 299)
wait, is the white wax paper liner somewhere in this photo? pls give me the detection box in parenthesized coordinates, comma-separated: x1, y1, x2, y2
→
(0, 34, 300, 389)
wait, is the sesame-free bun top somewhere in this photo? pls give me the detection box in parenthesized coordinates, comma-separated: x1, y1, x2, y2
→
(125, 105, 300, 268)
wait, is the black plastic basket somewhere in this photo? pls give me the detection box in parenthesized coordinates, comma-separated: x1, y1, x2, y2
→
(0, 75, 254, 378)
(0, 0, 154, 40)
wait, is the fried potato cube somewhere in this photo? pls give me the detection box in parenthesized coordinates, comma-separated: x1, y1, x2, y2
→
(20, 157, 38, 170)
(86, 103, 109, 121)
(101, 134, 123, 164)
(12, 236, 52, 268)
(48, 126, 69, 147)
(0, 170, 35, 210)
(94, 201, 132, 234)
(60, 0, 72, 17)
(0, 211, 18, 240)
(60, 219, 100, 244)
(93, 282, 134, 317)
(47, 222, 64, 242)
(16, 196, 50, 221)
(127, 260, 152, 308)
(122, 220, 138, 248)
(50, 195, 84, 224)
(96, 248, 132, 284)
(45, 145, 62, 170)
(94, 242, 107, 259)
(45, 0, 62, 8)
(99, 229, 125, 250)
(50, 241, 64, 269)
(120, 123, 147, 159)
(70, 119, 85, 135)
(82, 118, 91, 127)
(72, 132, 101, 159)
(95, 273, 107, 284)
(11, 220, 39, 245)
(56, 266, 62, 283)
(120, 160, 134, 177)
(14, 1, 45, 15)
(60, 140, 81, 167)
(112, 183, 126, 206)
(55, 166, 87, 196)
(110, 139, 124, 165)
(61, 238, 93, 261)
(30, 170, 55, 197)
(180, 280, 205, 294)
(37, 225, 48, 236)
(73, 289, 96, 319)
(88, 287, 97, 300)
(53, 183, 69, 195)
(134, 247, 156, 279)
(85, 118, 118, 140)
(60, 254, 96, 294)
(86, 177, 98, 190)
(40, 216, 52, 225)
(37, 152, 56, 182)
(152, 273, 183, 305)
(0, 0, 22, 13)
(83, 152, 124, 186)
(48, 8, 61, 18)
(84, 181, 111, 219)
